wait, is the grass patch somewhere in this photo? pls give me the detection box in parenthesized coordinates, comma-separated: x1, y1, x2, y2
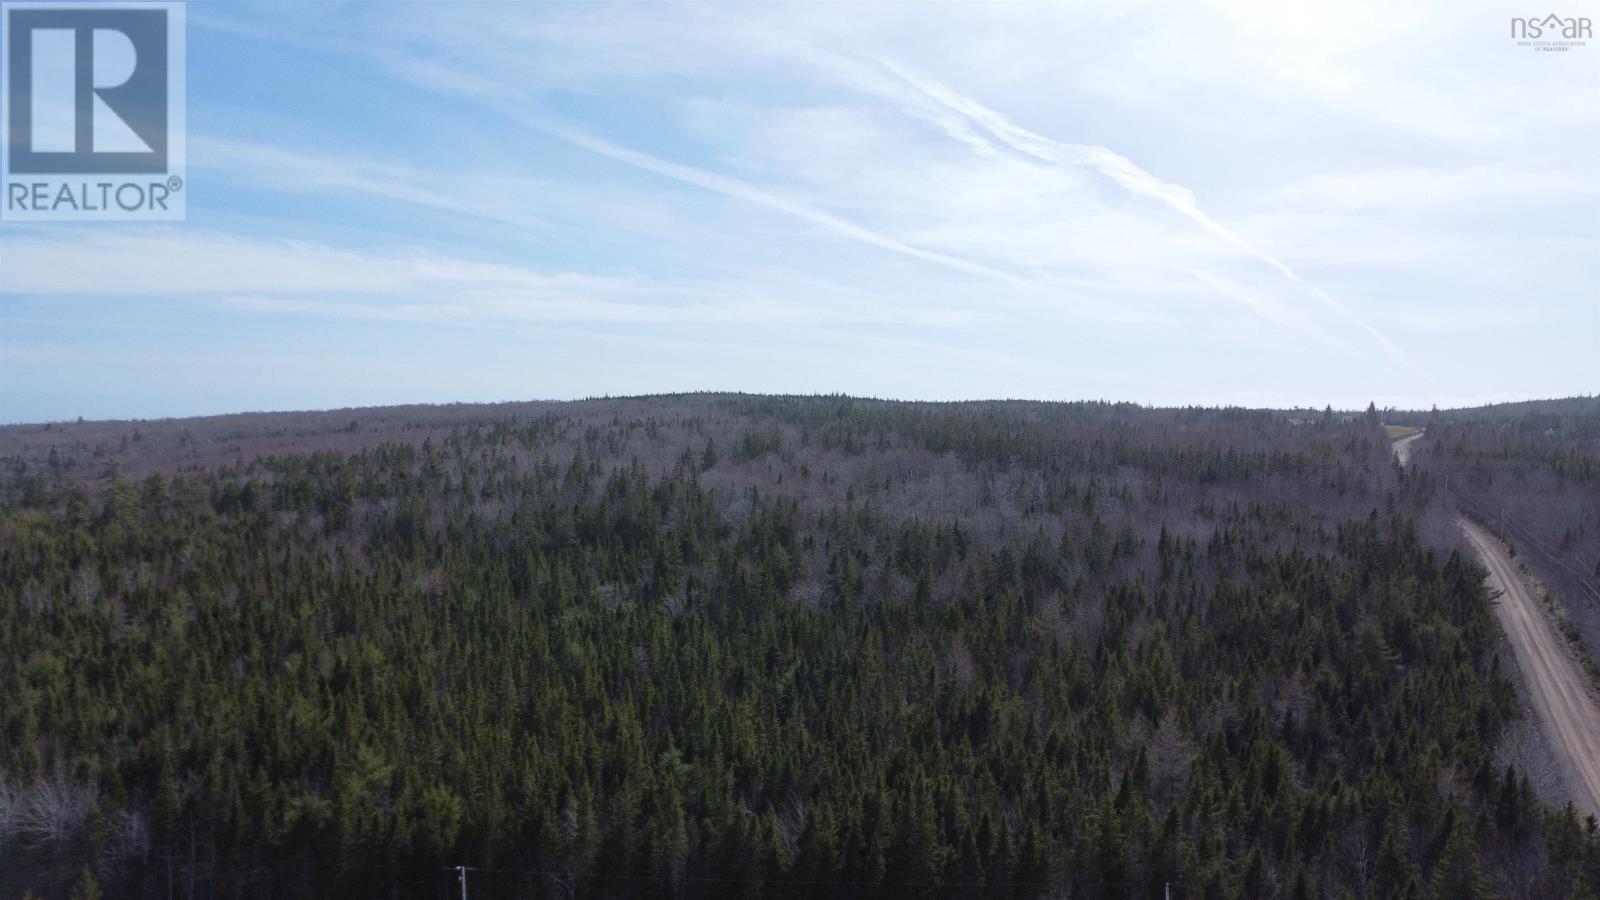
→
(1383, 424, 1421, 440)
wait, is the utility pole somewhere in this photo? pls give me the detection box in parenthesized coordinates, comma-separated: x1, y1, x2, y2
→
(458, 864, 468, 900)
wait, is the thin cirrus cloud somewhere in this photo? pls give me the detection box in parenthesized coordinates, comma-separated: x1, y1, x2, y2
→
(192, 107, 1037, 290)
(868, 58, 1429, 381)
(0, 230, 625, 297)
(190, 136, 557, 234)
(0, 230, 985, 329)
(377, 18, 1425, 377)
(7, 1, 1592, 422)
(487, 104, 1245, 334)
(507, 111, 1031, 288)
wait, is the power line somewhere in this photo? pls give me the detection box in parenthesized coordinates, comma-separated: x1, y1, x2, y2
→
(1445, 477, 1600, 610)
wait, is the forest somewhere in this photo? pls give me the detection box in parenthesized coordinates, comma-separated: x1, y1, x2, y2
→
(1398, 398, 1600, 681)
(2, 394, 1598, 898)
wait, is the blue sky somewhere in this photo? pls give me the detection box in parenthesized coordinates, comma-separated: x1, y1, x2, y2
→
(1, 0, 1597, 423)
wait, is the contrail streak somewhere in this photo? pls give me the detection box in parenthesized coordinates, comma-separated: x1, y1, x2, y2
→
(498, 107, 1030, 288)
(877, 59, 1431, 382)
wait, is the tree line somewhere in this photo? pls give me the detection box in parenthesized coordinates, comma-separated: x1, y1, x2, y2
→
(1, 396, 1596, 898)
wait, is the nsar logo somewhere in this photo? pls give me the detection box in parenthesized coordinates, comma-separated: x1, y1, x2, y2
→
(1510, 13, 1592, 51)
(2, 2, 185, 221)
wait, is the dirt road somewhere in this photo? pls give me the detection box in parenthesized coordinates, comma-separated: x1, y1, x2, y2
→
(1390, 430, 1600, 817)
(1392, 431, 1423, 466)
(1460, 518, 1600, 818)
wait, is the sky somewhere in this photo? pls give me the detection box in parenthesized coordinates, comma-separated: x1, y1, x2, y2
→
(1, 0, 1597, 423)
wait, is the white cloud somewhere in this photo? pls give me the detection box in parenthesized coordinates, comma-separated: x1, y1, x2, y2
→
(870, 58, 1432, 380)
(191, 137, 558, 234)
(0, 230, 626, 297)
(396, 6, 1508, 383)
(92, 0, 1595, 411)
(506, 111, 1033, 287)
(0, 230, 995, 329)
(1254, 164, 1600, 217)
